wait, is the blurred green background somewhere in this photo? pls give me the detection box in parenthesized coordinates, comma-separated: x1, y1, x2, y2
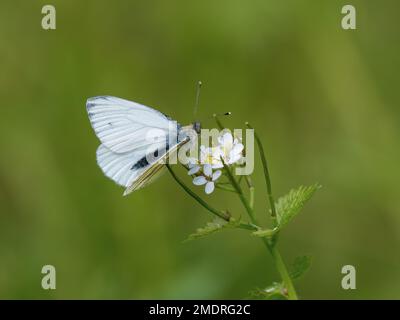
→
(0, 0, 399, 299)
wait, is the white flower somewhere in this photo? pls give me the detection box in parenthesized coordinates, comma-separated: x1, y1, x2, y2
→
(217, 132, 244, 165)
(186, 131, 244, 195)
(187, 161, 201, 175)
(200, 145, 224, 169)
(188, 132, 244, 171)
(187, 145, 221, 174)
(191, 164, 222, 194)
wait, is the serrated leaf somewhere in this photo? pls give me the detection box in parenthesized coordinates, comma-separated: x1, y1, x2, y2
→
(275, 183, 320, 229)
(184, 217, 240, 242)
(289, 255, 312, 280)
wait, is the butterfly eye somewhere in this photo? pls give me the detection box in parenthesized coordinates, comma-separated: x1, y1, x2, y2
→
(193, 122, 201, 134)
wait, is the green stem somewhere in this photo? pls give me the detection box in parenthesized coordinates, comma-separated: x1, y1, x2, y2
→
(213, 114, 225, 130)
(167, 164, 257, 231)
(215, 183, 238, 193)
(245, 176, 255, 210)
(239, 222, 259, 231)
(221, 159, 297, 298)
(265, 240, 298, 300)
(166, 164, 230, 221)
(257, 237, 298, 299)
(221, 159, 256, 224)
(246, 123, 277, 224)
(241, 126, 298, 299)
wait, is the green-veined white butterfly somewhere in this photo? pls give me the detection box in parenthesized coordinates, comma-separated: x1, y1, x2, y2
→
(86, 96, 201, 195)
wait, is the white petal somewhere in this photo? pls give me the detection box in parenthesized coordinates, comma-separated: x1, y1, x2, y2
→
(187, 157, 198, 167)
(232, 143, 244, 154)
(212, 170, 222, 181)
(193, 176, 207, 185)
(212, 163, 224, 169)
(217, 133, 225, 145)
(212, 146, 223, 158)
(229, 153, 242, 164)
(222, 132, 233, 148)
(188, 165, 200, 175)
(205, 182, 215, 194)
(200, 146, 212, 164)
(203, 164, 212, 177)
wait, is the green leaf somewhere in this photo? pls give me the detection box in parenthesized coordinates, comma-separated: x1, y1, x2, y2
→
(289, 255, 312, 280)
(275, 184, 321, 229)
(184, 217, 240, 242)
(248, 283, 288, 300)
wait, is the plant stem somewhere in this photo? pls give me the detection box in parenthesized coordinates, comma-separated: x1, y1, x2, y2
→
(221, 159, 256, 224)
(265, 240, 298, 300)
(242, 125, 298, 299)
(245, 176, 255, 210)
(246, 123, 277, 224)
(238, 222, 259, 231)
(166, 164, 230, 221)
(213, 114, 225, 130)
(167, 164, 257, 231)
(215, 184, 238, 193)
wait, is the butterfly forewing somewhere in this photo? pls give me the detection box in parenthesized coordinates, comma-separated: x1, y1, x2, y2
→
(96, 142, 165, 188)
(87, 96, 173, 154)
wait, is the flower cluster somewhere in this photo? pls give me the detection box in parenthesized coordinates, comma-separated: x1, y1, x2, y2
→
(188, 132, 244, 194)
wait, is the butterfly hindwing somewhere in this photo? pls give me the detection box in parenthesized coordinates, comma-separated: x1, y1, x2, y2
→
(96, 143, 160, 188)
(123, 137, 189, 195)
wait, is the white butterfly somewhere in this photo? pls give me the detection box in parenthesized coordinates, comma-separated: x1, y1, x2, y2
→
(86, 96, 200, 195)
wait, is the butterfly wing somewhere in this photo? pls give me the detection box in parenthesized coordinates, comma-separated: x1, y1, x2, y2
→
(123, 137, 189, 195)
(96, 143, 163, 188)
(88, 95, 189, 193)
(87, 96, 174, 154)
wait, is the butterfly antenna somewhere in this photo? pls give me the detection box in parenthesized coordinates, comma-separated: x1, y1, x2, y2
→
(212, 112, 231, 118)
(193, 81, 202, 118)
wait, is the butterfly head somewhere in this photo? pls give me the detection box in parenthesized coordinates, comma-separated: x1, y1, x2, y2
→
(193, 121, 201, 134)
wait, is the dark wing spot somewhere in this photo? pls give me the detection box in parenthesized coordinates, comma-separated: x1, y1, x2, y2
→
(131, 156, 150, 170)
(131, 140, 171, 170)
